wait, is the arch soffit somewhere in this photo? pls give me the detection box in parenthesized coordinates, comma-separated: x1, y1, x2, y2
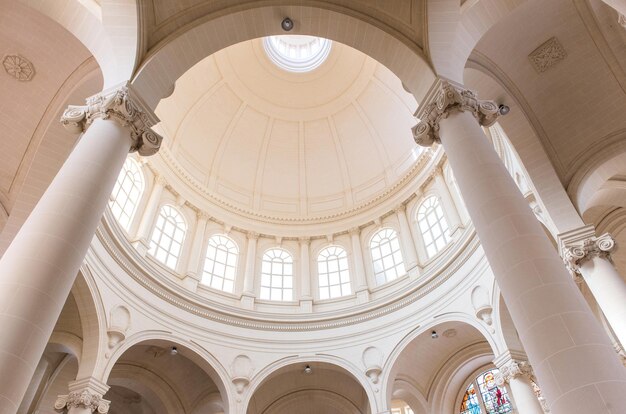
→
(73, 265, 108, 379)
(21, 0, 138, 87)
(132, 4, 435, 111)
(102, 331, 233, 413)
(381, 315, 499, 409)
(243, 355, 378, 413)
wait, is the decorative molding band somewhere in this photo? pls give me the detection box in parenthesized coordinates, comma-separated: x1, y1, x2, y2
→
(60, 82, 162, 156)
(2, 54, 35, 81)
(92, 209, 481, 331)
(412, 79, 499, 147)
(562, 233, 616, 275)
(55, 390, 110, 413)
(156, 144, 436, 225)
(528, 37, 566, 73)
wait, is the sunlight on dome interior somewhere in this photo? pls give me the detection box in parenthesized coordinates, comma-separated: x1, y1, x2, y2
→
(263, 35, 332, 72)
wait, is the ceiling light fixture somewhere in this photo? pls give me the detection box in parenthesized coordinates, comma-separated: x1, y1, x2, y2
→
(170, 346, 178, 355)
(498, 104, 511, 116)
(281, 17, 294, 32)
(431, 330, 439, 339)
(304, 364, 313, 374)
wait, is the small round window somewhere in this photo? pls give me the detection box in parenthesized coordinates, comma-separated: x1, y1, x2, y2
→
(264, 35, 332, 73)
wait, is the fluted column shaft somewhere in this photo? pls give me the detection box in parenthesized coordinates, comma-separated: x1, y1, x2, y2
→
(350, 228, 368, 292)
(0, 84, 162, 414)
(132, 175, 166, 254)
(186, 214, 209, 279)
(395, 205, 419, 270)
(563, 233, 626, 347)
(299, 238, 312, 299)
(414, 79, 626, 414)
(242, 233, 259, 296)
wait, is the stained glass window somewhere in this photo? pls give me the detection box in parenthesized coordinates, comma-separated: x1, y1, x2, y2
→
(318, 246, 351, 299)
(148, 205, 187, 270)
(260, 249, 293, 301)
(109, 158, 144, 231)
(460, 369, 513, 414)
(417, 196, 450, 258)
(201, 234, 238, 293)
(370, 228, 406, 285)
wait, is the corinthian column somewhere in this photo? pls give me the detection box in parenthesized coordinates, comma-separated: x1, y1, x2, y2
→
(494, 354, 545, 414)
(54, 378, 110, 414)
(562, 230, 626, 347)
(0, 83, 162, 414)
(241, 232, 259, 309)
(413, 78, 626, 413)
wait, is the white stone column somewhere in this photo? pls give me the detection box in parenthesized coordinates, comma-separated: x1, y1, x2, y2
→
(494, 355, 544, 414)
(181, 212, 209, 291)
(394, 204, 419, 273)
(349, 227, 370, 302)
(299, 237, 313, 312)
(562, 232, 626, 348)
(433, 168, 463, 236)
(132, 174, 166, 255)
(413, 78, 626, 413)
(55, 377, 110, 414)
(241, 232, 259, 308)
(0, 84, 162, 414)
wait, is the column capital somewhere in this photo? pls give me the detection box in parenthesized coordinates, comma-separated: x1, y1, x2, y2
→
(60, 82, 162, 156)
(298, 236, 311, 244)
(55, 378, 110, 413)
(348, 227, 361, 236)
(247, 231, 259, 240)
(393, 203, 407, 214)
(495, 359, 534, 386)
(412, 78, 500, 147)
(562, 233, 616, 275)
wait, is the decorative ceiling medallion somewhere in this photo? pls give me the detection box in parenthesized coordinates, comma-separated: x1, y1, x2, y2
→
(2, 54, 35, 81)
(528, 37, 566, 73)
(264, 35, 332, 73)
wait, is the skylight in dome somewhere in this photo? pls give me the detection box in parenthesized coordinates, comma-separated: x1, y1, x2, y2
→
(263, 35, 332, 73)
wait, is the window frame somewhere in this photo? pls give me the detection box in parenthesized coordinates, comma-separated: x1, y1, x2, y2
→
(369, 227, 406, 286)
(109, 157, 145, 231)
(417, 195, 451, 259)
(317, 245, 352, 300)
(259, 248, 294, 302)
(201, 234, 239, 293)
(148, 204, 187, 270)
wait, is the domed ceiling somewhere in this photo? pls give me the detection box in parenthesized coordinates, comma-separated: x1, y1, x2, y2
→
(154, 37, 421, 224)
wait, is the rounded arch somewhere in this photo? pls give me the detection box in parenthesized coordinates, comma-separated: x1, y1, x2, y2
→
(243, 355, 378, 413)
(382, 316, 500, 413)
(131, 4, 435, 111)
(73, 265, 108, 380)
(102, 331, 233, 414)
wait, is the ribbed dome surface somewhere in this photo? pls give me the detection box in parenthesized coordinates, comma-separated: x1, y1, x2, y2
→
(155, 38, 420, 221)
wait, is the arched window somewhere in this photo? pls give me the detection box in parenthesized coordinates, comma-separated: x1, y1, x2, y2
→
(318, 246, 351, 299)
(417, 196, 450, 258)
(260, 249, 293, 301)
(460, 369, 513, 414)
(148, 205, 187, 270)
(109, 158, 144, 231)
(370, 228, 406, 285)
(201, 234, 238, 293)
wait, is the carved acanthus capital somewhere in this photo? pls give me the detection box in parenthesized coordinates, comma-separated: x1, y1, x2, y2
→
(562, 233, 616, 275)
(412, 79, 500, 147)
(247, 231, 259, 240)
(61, 83, 162, 156)
(55, 390, 110, 413)
(495, 360, 534, 386)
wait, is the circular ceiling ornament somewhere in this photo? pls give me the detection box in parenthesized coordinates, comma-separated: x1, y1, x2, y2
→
(263, 35, 332, 73)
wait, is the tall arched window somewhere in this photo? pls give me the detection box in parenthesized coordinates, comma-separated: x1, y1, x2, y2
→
(148, 205, 187, 270)
(318, 246, 351, 299)
(260, 249, 293, 301)
(109, 158, 144, 231)
(202, 234, 238, 293)
(417, 196, 450, 258)
(370, 228, 406, 286)
(460, 369, 513, 414)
